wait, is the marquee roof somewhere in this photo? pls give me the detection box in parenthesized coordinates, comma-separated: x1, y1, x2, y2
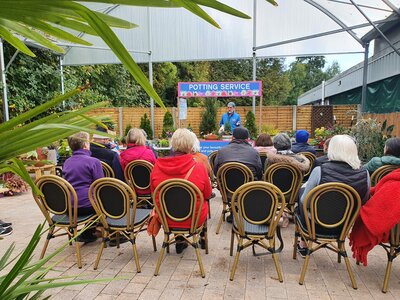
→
(62, 0, 400, 66)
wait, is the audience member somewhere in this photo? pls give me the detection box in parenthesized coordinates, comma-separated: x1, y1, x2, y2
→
(151, 128, 211, 254)
(291, 130, 316, 154)
(350, 169, 400, 265)
(214, 127, 262, 180)
(63, 131, 104, 243)
(254, 133, 277, 154)
(364, 137, 400, 174)
(90, 133, 125, 181)
(265, 133, 310, 173)
(190, 132, 213, 178)
(297, 135, 370, 257)
(312, 137, 331, 170)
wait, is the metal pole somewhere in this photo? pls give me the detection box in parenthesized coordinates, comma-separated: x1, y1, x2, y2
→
(0, 39, 9, 122)
(321, 80, 325, 105)
(60, 56, 65, 95)
(361, 42, 369, 113)
(148, 7, 155, 139)
(252, 0, 257, 115)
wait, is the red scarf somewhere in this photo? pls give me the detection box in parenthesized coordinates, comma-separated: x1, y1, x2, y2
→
(350, 169, 400, 265)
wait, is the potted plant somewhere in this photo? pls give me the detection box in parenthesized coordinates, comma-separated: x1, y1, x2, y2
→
(162, 111, 175, 139)
(199, 98, 218, 137)
(140, 113, 153, 139)
(245, 111, 257, 139)
(221, 121, 232, 141)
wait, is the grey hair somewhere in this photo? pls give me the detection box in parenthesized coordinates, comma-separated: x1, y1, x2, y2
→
(328, 135, 361, 169)
(273, 133, 292, 151)
(190, 131, 200, 153)
(170, 128, 196, 154)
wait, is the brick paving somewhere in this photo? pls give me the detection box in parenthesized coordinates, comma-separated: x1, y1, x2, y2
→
(1, 191, 400, 299)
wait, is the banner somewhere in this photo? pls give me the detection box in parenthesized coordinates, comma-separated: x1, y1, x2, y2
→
(199, 141, 229, 156)
(178, 81, 262, 98)
(178, 98, 187, 119)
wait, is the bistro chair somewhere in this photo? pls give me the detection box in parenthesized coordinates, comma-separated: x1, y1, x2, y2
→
(33, 175, 97, 268)
(124, 160, 154, 208)
(208, 150, 218, 188)
(229, 181, 285, 281)
(215, 162, 254, 234)
(100, 161, 115, 178)
(88, 178, 155, 272)
(153, 178, 208, 277)
(293, 182, 361, 289)
(263, 163, 303, 216)
(259, 152, 268, 173)
(299, 152, 316, 180)
(381, 222, 400, 293)
(370, 165, 400, 187)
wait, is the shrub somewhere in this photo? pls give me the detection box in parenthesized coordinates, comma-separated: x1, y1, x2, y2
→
(140, 113, 153, 138)
(124, 124, 132, 137)
(162, 111, 174, 138)
(199, 98, 218, 135)
(245, 111, 257, 139)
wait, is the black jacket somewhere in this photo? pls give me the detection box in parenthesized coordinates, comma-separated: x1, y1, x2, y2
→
(90, 143, 125, 181)
(291, 142, 316, 154)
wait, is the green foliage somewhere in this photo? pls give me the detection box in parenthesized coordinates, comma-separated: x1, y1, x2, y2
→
(245, 111, 257, 139)
(161, 111, 174, 138)
(223, 120, 232, 135)
(57, 139, 72, 157)
(199, 98, 218, 135)
(100, 117, 115, 131)
(261, 124, 280, 136)
(124, 124, 132, 137)
(140, 113, 153, 138)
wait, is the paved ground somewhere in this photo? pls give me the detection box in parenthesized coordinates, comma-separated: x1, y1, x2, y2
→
(1, 191, 400, 300)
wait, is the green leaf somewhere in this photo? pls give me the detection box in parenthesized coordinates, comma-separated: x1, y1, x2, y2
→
(0, 243, 15, 270)
(171, 0, 220, 28)
(0, 24, 35, 56)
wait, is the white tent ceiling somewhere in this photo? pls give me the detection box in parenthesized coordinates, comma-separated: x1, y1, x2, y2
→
(63, 0, 400, 66)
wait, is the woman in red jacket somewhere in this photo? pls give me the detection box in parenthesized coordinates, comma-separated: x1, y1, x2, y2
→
(151, 128, 212, 253)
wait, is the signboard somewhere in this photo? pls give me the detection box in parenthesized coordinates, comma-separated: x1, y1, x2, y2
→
(178, 98, 187, 120)
(199, 140, 229, 156)
(178, 81, 262, 98)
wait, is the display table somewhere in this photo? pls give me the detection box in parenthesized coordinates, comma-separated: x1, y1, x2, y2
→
(26, 164, 56, 179)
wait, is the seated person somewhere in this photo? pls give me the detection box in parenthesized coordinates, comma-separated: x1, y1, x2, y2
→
(151, 128, 212, 254)
(254, 133, 277, 155)
(312, 137, 331, 171)
(364, 137, 400, 174)
(190, 132, 213, 178)
(265, 133, 310, 173)
(62, 132, 104, 243)
(90, 133, 125, 181)
(350, 168, 400, 265)
(214, 127, 262, 180)
(291, 130, 316, 155)
(297, 135, 370, 257)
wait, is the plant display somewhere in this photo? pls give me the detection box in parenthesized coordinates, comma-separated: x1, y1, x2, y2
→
(162, 111, 174, 138)
(245, 111, 257, 139)
(140, 113, 153, 139)
(1, 173, 28, 196)
(100, 117, 115, 131)
(57, 140, 72, 158)
(261, 124, 280, 137)
(311, 124, 350, 149)
(199, 98, 218, 135)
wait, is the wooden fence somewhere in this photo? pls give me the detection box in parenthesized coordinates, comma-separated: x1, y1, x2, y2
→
(86, 105, 358, 138)
(364, 112, 400, 137)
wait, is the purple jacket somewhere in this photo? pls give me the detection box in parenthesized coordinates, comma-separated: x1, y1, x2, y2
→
(62, 149, 104, 208)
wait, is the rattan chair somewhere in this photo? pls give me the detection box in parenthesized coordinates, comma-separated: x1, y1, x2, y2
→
(88, 178, 155, 272)
(299, 152, 316, 180)
(124, 160, 154, 207)
(381, 222, 400, 293)
(293, 182, 361, 289)
(33, 175, 98, 268)
(259, 152, 268, 173)
(215, 162, 254, 234)
(208, 150, 218, 188)
(100, 161, 115, 178)
(152, 178, 208, 277)
(229, 181, 285, 281)
(371, 165, 400, 187)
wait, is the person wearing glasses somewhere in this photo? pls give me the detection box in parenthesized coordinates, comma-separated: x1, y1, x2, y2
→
(219, 102, 241, 132)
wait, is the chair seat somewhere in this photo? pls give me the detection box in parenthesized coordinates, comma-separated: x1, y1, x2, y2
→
(52, 213, 95, 225)
(106, 208, 152, 228)
(295, 213, 341, 239)
(234, 218, 269, 235)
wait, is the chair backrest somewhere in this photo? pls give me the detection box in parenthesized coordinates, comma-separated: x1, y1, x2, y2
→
(231, 181, 285, 238)
(302, 182, 361, 240)
(153, 178, 204, 233)
(263, 163, 303, 209)
(299, 152, 316, 178)
(208, 151, 218, 175)
(34, 175, 77, 226)
(370, 165, 400, 187)
(101, 161, 115, 178)
(89, 178, 136, 230)
(216, 162, 254, 204)
(259, 152, 268, 172)
(124, 160, 154, 194)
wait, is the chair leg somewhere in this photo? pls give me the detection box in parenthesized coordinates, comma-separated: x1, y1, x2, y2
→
(208, 200, 211, 219)
(40, 227, 54, 259)
(272, 252, 283, 283)
(94, 239, 106, 270)
(340, 244, 357, 289)
(216, 204, 226, 234)
(230, 229, 235, 256)
(204, 224, 209, 255)
(230, 238, 243, 281)
(193, 235, 205, 278)
(299, 241, 313, 285)
(131, 236, 141, 273)
(74, 228, 82, 269)
(382, 259, 393, 293)
(154, 234, 168, 276)
(152, 235, 157, 252)
(292, 226, 299, 260)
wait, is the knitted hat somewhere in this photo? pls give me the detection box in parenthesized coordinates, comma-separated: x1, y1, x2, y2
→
(233, 127, 249, 140)
(295, 130, 309, 143)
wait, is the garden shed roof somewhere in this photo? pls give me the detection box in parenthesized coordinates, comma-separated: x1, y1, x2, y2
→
(62, 0, 400, 66)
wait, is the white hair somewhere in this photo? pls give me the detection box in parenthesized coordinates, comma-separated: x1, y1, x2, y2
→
(328, 135, 361, 169)
(170, 128, 196, 154)
(190, 131, 200, 153)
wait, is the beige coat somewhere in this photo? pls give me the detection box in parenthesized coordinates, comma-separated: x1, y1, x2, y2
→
(265, 152, 310, 173)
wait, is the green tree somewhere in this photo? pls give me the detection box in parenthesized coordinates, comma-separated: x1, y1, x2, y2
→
(245, 111, 257, 139)
(140, 113, 153, 138)
(199, 98, 218, 135)
(162, 111, 174, 138)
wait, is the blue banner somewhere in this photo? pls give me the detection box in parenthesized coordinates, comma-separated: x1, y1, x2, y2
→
(200, 140, 229, 156)
(178, 81, 262, 98)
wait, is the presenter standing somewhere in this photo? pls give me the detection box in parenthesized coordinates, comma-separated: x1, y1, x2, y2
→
(219, 102, 241, 132)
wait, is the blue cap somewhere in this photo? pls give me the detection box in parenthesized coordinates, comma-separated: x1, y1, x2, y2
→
(295, 130, 309, 143)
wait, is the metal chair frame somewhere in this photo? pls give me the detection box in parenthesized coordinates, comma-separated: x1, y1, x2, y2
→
(152, 178, 208, 277)
(259, 152, 268, 174)
(33, 175, 97, 268)
(229, 182, 285, 281)
(381, 223, 400, 293)
(100, 161, 115, 178)
(371, 165, 400, 187)
(124, 159, 154, 207)
(88, 178, 156, 272)
(292, 182, 361, 289)
(299, 152, 316, 179)
(215, 162, 254, 234)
